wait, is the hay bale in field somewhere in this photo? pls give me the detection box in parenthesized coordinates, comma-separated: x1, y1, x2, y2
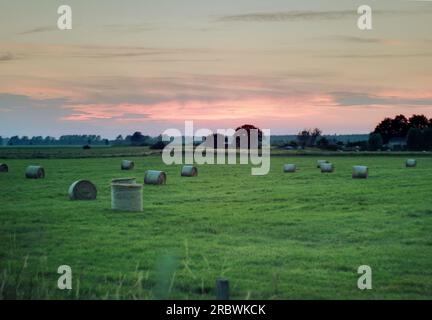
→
(144, 170, 167, 185)
(111, 177, 136, 184)
(317, 160, 329, 168)
(68, 180, 97, 201)
(321, 163, 334, 173)
(181, 165, 198, 177)
(0, 163, 8, 173)
(406, 159, 417, 168)
(25, 165, 45, 179)
(111, 183, 143, 212)
(121, 160, 134, 170)
(283, 164, 296, 173)
(352, 166, 368, 179)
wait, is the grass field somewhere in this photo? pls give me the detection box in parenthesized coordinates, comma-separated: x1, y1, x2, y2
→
(1, 150, 432, 299)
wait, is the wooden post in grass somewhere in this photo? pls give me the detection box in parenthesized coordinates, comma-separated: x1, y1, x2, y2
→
(216, 278, 230, 300)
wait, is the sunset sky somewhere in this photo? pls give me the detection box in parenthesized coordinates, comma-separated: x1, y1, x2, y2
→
(1, 0, 432, 138)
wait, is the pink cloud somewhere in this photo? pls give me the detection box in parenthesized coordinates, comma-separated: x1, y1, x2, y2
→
(3, 71, 431, 135)
(57, 87, 432, 134)
(60, 94, 327, 123)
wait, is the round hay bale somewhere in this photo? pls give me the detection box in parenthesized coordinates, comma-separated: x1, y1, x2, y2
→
(406, 159, 417, 168)
(111, 177, 136, 184)
(121, 160, 134, 170)
(283, 164, 296, 173)
(181, 165, 198, 177)
(68, 180, 97, 201)
(352, 166, 368, 179)
(111, 183, 143, 212)
(25, 166, 45, 179)
(321, 163, 334, 173)
(317, 160, 329, 168)
(0, 163, 8, 173)
(144, 170, 167, 185)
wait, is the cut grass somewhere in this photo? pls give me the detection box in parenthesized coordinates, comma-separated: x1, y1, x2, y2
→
(0, 153, 432, 299)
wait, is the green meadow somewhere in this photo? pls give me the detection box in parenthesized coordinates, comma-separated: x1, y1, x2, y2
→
(1, 148, 432, 299)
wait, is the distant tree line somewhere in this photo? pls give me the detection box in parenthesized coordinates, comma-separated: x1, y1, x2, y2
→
(3, 135, 109, 146)
(370, 114, 432, 151)
(270, 128, 342, 151)
(0, 132, 166, 149)
(2, 116, 431, 152)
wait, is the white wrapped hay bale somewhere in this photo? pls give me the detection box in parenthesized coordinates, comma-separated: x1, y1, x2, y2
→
(121, 160, 134, 170)
(283, 164, 296, 173)
(352, 166, 368, 179)
(112, 177, 136, 184)
(68, 180, 97, 201)
(317, 160, 329, 168)
(0, 163, 8, 173)
(111, 183, 143, 212)
(181, 165, 198, 177)
(144, 170, 167, 185)
(321, 163, 334, 173)
(25, 165, 45, 179)
(406, 159, 417, 168)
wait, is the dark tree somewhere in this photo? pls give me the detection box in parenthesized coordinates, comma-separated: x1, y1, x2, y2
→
(423, 127, 432, 150)
(317, 137, 329, 149)
(391, 114, 410, 137)
(150, 140, 168, 150)
(30, 136, 43, 145)
(204, 133, 226, 149)
(373, 114, 409, 144)
(368, 133, 383, 151)
(373, 117, 392, 144)
(297, 128, 322, 148)
(297, 130, 310, 148)
(130, 131, 145, 146)
(8, 136, 20, 146)
(44, 136, 55, 144)
(409, 114, 430, 130)
(235, 124, 263, 149)
(311, 128, 322, 146)
(407, 128, 423, 151)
